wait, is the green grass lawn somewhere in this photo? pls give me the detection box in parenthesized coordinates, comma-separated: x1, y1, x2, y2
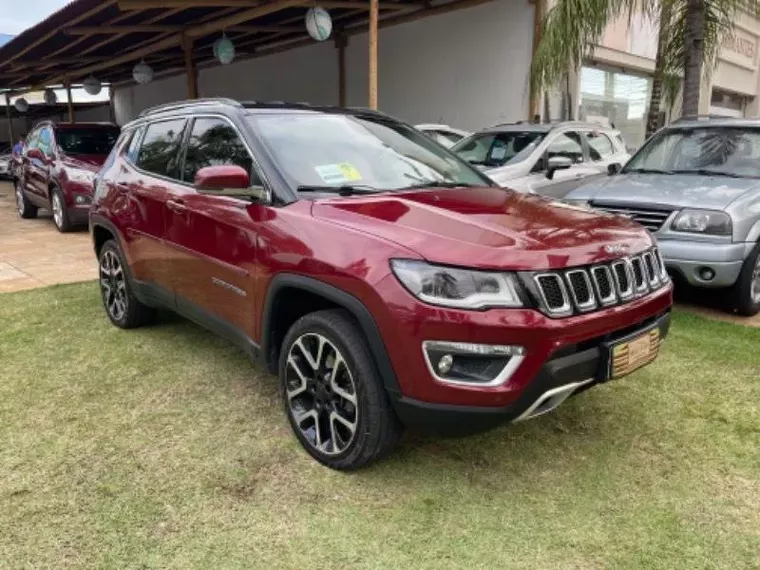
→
(1, 283, 759, 569)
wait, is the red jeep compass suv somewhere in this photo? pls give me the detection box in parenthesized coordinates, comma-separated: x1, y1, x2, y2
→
(90, 99, 672, 470)
(15, 121, 119, 231)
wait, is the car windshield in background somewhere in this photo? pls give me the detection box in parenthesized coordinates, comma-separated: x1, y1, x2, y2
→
(247, 113, 490, 192)
(452, 131, 545, 168)
(57, 128, 120, 155)
(625, 127, 760, 178)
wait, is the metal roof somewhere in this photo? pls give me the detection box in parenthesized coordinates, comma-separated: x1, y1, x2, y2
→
(0, 0, 485, 94)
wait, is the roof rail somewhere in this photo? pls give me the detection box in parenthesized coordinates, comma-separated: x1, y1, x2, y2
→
(672, 114, 740, 123)
(138, 97, 243, 118)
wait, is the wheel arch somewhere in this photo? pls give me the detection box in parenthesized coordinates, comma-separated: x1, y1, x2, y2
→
(261, 274, 401, 395)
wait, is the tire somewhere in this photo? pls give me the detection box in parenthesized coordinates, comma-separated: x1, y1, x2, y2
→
(15, 180, 38, 219)
(98, 239, 156, 329)
(279, 309, 403, 470)
(730, 241, 760, 316)
(51, 187, 72, 233)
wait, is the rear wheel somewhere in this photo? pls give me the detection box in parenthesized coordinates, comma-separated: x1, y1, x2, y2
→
(730, 242, 760, 316)
(51, 187, 72, 233)
(279, 310, 403, 470)
(15, 181, 37, 219)
(98, 240, 156, 329)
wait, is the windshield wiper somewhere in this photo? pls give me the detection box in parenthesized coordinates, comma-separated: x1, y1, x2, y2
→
(625, 168, 674, 175)
(398, 181, 482, 190)
(670, 168, 745, 178)
(297, 184, 379, 196)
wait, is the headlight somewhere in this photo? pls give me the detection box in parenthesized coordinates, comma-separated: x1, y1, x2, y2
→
(390, 259, 523, 309)
(68, 170, 95, 184)
(671, 209, 732, 236)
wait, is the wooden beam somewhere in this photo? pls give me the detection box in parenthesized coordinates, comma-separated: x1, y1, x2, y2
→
(66, 25, 185, 35)
(187, 0, 307, 38)
(344, 0, 495, 35)
(369, 0, 378, 110)
(529, 0, 544, 120)
(0, 1, 116, 69)
(12, 57, 114, 68)
(182, 35, 198, 99)
(228, 25, 302, 33)
(65, 79, 75, 123)
(120, 0, 407, 10)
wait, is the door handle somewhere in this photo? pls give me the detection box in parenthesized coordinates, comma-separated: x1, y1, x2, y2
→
(167, 199, 187, 213)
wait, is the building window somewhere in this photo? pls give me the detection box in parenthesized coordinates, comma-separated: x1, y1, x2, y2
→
(578, 66, 652, 151)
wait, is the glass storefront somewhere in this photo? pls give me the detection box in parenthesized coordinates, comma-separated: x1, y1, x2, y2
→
(578, 66, 652, 151)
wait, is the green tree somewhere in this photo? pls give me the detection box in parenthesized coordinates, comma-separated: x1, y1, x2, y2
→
(530, 0, 755, 139)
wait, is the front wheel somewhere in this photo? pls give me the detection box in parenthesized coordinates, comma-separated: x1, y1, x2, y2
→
(279, 310, 403, 470)
(51, 187, 72, 233)
(730, 242, 760, 316)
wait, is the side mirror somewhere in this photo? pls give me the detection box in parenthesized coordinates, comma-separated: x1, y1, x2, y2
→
(26, 147, 44, 160)
(193, 165, 267, 201)
(546, 156, 572, 180)
(608, 163, 622, 176)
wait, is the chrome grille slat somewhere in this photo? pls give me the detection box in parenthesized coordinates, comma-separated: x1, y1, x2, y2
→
(532, 248, 668, 317)
(591, 203, 674, 232)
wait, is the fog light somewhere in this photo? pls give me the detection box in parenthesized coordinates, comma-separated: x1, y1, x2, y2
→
(698, 267, 715, 281)
(437, 354, 454, 375)
(75, 195, 89, 205)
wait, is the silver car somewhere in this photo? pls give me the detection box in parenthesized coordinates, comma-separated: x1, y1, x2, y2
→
(451, 122, 630, 197)
(415, 123, 471, 148)
(566, 117, 760, 316)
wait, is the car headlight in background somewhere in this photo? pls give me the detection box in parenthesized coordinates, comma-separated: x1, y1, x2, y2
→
(390, 259, 523, 309)
(671, 209, 732, 236)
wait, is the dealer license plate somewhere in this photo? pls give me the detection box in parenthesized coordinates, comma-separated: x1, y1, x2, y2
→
(608, 328, 660, 380)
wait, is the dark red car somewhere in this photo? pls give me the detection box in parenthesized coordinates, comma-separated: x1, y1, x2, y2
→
(90, 99, 673, 470)
(14, 121, 120, 231)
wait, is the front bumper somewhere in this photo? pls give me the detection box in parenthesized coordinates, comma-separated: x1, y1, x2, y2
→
(391, 311, 670, 435)
(658, 238, 753, 288)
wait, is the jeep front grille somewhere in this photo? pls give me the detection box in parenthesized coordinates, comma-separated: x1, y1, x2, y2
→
(590, 203, 674, 232)
(529, 248, 669, 317)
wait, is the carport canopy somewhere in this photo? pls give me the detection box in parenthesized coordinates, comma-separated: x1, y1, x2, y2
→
(0, 0, 493, 117)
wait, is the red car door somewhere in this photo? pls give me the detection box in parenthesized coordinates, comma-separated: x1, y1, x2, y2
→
(115, 118, 188, 299)
(164, 117, 260, 340)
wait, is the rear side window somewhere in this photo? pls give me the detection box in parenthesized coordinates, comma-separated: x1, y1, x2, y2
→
(585, 132, 614, 161)
(124, 126, 145, 164)
(182, 117, 257, 184)
(136, 119, 187, 180)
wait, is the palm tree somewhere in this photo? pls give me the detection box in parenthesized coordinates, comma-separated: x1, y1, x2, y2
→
(530, 0, 754, 136)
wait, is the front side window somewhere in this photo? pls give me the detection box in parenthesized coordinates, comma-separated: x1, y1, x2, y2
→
(182, 118, 258, 184)
(248, 113, 490, 192)
(136, 119, 187, 179)
(57, 127, 120, 156)
(625, 127, 760, 178)
(453, 131, 545, 168)
(25, 128, 41, 150)
(546, 132, 584, 164)
(586, 132, 614, 160)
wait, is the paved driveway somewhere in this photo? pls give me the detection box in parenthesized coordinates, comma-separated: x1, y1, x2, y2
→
(0, 181, 97, 293)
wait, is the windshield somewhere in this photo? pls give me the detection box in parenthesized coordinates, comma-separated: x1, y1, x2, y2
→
(625, 127, 760, 178)
(452, 131, 545, 168)
(56, 127, 120, 155)
(247, 113, 491, 192)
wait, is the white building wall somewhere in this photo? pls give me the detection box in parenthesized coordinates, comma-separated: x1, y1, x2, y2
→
(113, 0, 534, 131)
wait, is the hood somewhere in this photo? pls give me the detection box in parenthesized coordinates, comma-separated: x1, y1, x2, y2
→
(569, 172, 760, 210)
(61, 153, 109, 173)
(312, 187, 652, 271)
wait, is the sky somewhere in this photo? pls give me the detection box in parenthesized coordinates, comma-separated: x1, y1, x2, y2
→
(0, 0, 69, 35)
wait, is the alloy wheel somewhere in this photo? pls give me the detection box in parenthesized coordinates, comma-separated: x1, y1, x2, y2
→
(15, 184, 24, 216)
(752, 255, 760, 305)
(52, 193, 63, 229)
(285, 333, 358, 456)
(100, 250, 127, 322)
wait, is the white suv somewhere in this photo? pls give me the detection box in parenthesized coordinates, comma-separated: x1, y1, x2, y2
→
(452, 122, 630, 197)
